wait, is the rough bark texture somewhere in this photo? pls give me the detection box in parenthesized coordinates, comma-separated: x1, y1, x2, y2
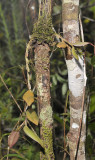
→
(62, 0, 87, 159)
(39, 0, 52, 16)
(35, 44, 54, 160)
(33, 0, 54, 159)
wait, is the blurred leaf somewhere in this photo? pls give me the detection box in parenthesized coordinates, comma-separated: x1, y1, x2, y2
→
(58, 68, 68, 76)
(23, 90, 34, 106)
(91, 56, 95, 67)
(26, 111, 39, 125)
(32, 104, 36, 109)
(62, 83, 67, 96)
(23, 126, 43, 148)
(17, 88, 26, 99)
(86, 57, 91, 64)
(56, 74, 65, 83)
(53, 5, 61, 15)
(90, 94, 95, 114)
(72, 42, 89, 46)
(8, 131, 20, 148)
(60, 113, 69, 116)
(63, 118, 69, 122)
(60, 69, 68, 76)
(72, 46, 79, 60)
(89, 0, 95, 18)
(84, 19, 90, 24)
(53, 114, 63, 124)
(86, 135, 93, 156)
(88, 122, 95, 131)
(52, 75, 57, 85)
(2, 154, 25, 159)
(0, 32, 4, 38)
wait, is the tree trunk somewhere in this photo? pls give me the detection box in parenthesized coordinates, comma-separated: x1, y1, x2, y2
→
(62, 0, 87, 159)
(35, 44, 54, 160)
(34, 0, 54, 159)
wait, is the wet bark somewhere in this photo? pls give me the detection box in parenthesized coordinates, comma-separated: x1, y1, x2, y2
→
(62, 0, 87, 159)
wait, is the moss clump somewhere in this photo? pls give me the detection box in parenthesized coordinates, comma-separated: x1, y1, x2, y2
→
(32, 14, 55, 45)
(42, 122, 54, 160)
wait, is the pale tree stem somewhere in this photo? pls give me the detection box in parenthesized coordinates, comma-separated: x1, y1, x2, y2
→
(62, 0, 87, 159)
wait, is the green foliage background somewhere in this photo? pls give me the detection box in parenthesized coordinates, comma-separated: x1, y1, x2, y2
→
(0, 0, 95, 159)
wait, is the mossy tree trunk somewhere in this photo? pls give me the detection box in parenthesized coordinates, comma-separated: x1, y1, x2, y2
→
(34, 0, 55, 159)
(62, 0, 87, 159)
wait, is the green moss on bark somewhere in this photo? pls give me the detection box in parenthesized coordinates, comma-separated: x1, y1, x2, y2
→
(41, 122, 55, 160)
(32, 14, 55, 44)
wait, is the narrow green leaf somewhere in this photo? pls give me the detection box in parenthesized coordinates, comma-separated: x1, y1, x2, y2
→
(72, 46, 79, 60)
(72, 42, 89, 47)
(23, 126, 43, 148)
(1, 154, 25, 160)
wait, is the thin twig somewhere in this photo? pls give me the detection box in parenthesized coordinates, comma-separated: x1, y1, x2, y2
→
(82, 16, 95, 22)
(75, 87, 85, 160)
(7, 147, 9, 160)
(63, 90, 69, 160)
(75, 13, 86, 159)
(0, 74, 22, 113)
(25, 47, 31, 90)
(79, 12, 84, 42)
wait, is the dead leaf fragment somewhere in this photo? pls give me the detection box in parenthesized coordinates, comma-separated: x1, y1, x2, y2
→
(23, 90, 34, 106)
(57, 42, 67, 48)
(26, 111, 39, 125)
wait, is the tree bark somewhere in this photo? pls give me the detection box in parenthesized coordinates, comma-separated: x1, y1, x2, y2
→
(62, 0, 87, 159)
(34, 0, 54, 159)
(35, 44, 54, 160)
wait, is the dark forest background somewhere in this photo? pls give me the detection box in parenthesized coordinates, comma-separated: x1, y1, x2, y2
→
(0, 0, 95, 159)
